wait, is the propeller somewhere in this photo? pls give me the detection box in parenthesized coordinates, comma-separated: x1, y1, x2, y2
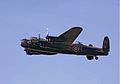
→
(38, 33, 40, 40)
(38, 28, 49, 40)
(45, 28, 50, 39)
(46, 28, 49, 37)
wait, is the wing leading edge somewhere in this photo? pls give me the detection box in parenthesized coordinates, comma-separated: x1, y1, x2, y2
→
(58, 27, 83, 44)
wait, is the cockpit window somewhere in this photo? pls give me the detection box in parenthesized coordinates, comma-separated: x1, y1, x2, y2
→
(30, 37, 38, 40)
(21, 39, 28, 42)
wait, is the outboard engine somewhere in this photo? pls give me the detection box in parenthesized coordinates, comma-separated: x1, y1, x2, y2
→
(24, 49, 32, 55)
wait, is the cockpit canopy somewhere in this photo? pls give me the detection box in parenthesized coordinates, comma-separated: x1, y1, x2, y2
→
(30, 37, 46, 42)
(30, 37, 38, 40)
(21, 39, 29, 42)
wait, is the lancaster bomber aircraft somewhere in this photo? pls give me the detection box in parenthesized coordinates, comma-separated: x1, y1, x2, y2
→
(21, 27, 110, 60)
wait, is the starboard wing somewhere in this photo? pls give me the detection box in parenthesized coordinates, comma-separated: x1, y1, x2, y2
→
(58, 27, 83, 44)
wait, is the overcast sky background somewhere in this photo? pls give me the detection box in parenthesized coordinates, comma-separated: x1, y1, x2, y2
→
(0, 0, 119, 84)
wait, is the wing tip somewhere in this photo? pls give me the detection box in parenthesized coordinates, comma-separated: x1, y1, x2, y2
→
(71, 26, 83, 29)
(70, 26, 83, 31)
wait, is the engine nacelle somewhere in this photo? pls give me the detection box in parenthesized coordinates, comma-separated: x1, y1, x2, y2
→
(24, 49, 33, 55)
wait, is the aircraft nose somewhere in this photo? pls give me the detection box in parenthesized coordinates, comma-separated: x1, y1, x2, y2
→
(21, 41, 25, 47)
(21, 39, 28, 47)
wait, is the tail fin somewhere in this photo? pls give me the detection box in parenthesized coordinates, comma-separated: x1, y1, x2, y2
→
(102, 36, 110, 52)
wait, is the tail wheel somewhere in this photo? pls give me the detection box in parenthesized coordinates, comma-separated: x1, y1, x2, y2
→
(95, 56, 98, 60)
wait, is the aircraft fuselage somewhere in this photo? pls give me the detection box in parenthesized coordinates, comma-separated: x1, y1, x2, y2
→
(21, 38, 108, 56)
(21, 27, 110, 60)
